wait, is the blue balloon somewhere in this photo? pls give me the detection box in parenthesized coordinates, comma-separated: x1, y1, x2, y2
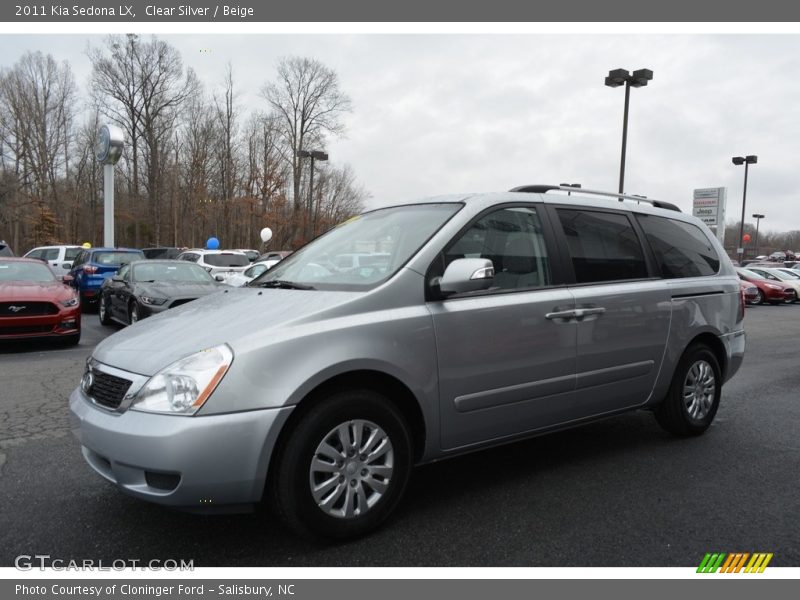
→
(206, 237, 220, 250)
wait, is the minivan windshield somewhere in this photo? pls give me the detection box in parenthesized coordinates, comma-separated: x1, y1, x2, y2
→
(251, 203, 461, 291)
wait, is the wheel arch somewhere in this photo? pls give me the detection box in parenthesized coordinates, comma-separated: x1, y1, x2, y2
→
(267, 369, 428, 492)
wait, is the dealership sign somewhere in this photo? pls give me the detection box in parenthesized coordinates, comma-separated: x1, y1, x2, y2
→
(693, 187, 727, 243)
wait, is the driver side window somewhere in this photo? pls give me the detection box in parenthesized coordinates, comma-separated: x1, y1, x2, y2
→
(438, 206, 552, 291)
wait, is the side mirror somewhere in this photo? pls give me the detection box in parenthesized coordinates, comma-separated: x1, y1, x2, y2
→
(62, 262, 73, 269)
(111, 275, 124, 283)
(61, 275, 74, 284)
(214, 274, 225, 282)
(436, 258, 494, 297)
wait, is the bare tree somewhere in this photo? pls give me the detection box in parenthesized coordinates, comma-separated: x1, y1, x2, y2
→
(0, 51, 76, 245)
(89, 34, 199, 245)
(261, 56, 352, 224)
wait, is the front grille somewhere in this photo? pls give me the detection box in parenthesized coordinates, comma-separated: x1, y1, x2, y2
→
(0, 302, 58, 316)
(89, 370, 132, 410)
(0, 324, 54, 336)
(169, 298, 196, 308)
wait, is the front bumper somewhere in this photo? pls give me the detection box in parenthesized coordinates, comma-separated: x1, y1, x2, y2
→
(0, 307, 80, 339)
(69, 387, 293, 510)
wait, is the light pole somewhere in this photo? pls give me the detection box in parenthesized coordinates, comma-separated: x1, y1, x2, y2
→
(604, 68, 653, 195)
(732, 155, 757, 261)
(559, 183, 581, 196)
(297, 149, 328, 240)
(95, 125, 124, 247)
(752, 213, 765, 258)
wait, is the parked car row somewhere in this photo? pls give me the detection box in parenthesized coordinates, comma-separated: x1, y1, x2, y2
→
(736, 264, 800, 305)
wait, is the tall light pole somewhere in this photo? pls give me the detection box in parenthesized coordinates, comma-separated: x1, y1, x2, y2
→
(732, 155, 758, 261)
(604, 68, 653, 196)
(95, 125, 124, 247)
(297, 149, 328, 240)
(752, 213, 765, 258)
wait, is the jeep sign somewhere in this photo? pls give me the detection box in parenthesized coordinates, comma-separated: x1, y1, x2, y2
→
(693, 187, 727, 244)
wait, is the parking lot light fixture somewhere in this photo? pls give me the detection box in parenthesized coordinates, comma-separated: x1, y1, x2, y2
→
(732, 155, 758, 260)
(297, 149, 329, 240)
(752, 213, 765, 258)
(605, 68, 653, 196)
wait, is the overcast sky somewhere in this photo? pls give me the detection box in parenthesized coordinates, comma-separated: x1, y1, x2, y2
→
(2, 34, 799, 234)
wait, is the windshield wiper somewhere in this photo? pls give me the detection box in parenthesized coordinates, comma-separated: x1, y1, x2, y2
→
(252, 279, 315, 290)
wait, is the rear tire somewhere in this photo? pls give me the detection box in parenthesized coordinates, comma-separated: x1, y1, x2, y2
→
(654, 345, 721, 437)
(271, 390, 413, 539)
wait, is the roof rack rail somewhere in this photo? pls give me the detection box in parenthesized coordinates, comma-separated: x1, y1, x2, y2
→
(509, 184, 681, 213)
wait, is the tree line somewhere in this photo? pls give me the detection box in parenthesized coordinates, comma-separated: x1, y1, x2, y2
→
(0, 34, 368, 254)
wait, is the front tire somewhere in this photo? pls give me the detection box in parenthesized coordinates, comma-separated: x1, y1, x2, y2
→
(271, 390, 413, 539)
(654, 345, 721, 437)
(128, 300, 141, 325)
(98, 295, 113, 325)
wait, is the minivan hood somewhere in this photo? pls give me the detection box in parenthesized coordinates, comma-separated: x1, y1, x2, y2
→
(93, 287, 361, 375)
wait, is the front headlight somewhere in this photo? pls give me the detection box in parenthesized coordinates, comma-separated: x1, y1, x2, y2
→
(131, 344, 234, 415)
(60, 297, 79, 307)
(140, 295, 167, 305)
(765, 284, 782, 290)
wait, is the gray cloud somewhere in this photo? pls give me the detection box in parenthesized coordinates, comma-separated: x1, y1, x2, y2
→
(1, 33, 798, 232)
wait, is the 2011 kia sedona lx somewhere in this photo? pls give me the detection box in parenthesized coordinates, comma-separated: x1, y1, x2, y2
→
(69, 185, 745, 538)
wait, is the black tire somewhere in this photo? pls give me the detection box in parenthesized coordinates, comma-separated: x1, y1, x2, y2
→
(98, 294, 113, 325)
(271, 390, 413, 539)
(753, 289, 765, 305)
(654, 345, 721, 437)
(128, 300, 141, 325)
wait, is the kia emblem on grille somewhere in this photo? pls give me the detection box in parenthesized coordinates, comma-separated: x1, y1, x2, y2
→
(8, 305, 26, 313)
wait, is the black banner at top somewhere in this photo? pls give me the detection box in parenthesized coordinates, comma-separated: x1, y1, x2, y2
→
(1, 0, 800, 22)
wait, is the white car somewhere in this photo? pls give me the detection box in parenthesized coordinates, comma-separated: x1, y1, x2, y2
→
(23, 245, 83, 277)
(220, 259, 280, 287)
(176, 250, 251, 279)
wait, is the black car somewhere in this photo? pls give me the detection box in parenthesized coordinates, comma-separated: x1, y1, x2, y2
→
(98, 260, 222, 326)
(142, 247, 184, 260)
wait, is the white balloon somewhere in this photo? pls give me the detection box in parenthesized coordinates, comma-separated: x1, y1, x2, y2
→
(260, 227, 273, 243)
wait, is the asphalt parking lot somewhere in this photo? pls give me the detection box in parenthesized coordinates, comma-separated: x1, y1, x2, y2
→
(1, 305, 798, 567)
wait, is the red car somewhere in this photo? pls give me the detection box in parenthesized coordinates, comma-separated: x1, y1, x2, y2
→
(0, 257, 81, 345)
(739, 280, 759, 305)
(737, 268, 797, 305)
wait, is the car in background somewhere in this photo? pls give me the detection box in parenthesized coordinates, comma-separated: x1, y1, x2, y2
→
(68, 247, 145, 310)
(23, 245, 82, 277)
(744, 266, 800, 301)
(0, 240, 13, 256)
(769, 251, 787, 262)
(221, 259, 280, 287)
(230, 248, 260, 263)
(0, 257, 80, 345)
(176, 249, 251, 278)
(257, 250, 293, 262)
(739, 280, 759, 305)
(736, 268, 797, 305)
(142, 247, 185, 260)
(99, 260, 222, 326)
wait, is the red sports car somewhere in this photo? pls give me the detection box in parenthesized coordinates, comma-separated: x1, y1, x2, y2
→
(736, 268, 797, 305)
(0, 257, 81, 345)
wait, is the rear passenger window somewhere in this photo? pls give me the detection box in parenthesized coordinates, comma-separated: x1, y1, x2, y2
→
(636, 215, 720, 278)
(556, 209, 648, 283)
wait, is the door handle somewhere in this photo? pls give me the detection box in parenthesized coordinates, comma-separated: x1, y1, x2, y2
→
(546, 307, 606, 321)
(545, 309, 578, 320)
(573, 307, 606, 318)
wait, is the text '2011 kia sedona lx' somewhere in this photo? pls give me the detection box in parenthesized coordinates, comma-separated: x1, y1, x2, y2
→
(70, 185, 745, 538)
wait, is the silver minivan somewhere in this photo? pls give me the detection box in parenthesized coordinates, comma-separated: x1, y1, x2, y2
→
(70, 186, 745, 538)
